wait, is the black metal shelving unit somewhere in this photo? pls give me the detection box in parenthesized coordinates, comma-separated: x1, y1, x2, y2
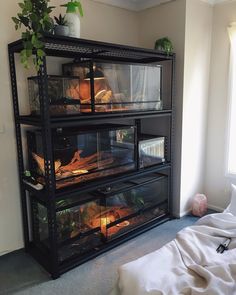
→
(8, 34, 175, 279)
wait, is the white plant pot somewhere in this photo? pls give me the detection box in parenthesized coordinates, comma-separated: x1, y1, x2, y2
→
(65, 13, 81, 38)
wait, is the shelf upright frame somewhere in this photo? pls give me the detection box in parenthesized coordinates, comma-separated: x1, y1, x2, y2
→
(89, 59, 95, 113)
(169, 54, 176, 216)
(37, 56, 59, 279)
(135, 119, 141, 170)
(8, 47, 30, 251)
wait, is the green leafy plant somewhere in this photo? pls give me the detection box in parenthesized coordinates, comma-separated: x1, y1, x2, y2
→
(54, 14, 68, 26)
(61, 0, 84, 17)
(130, 191, 145, 209)
(155, 37, 173, 55)
(12, 0, 55, 70)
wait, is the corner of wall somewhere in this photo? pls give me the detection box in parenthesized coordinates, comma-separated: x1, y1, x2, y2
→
(180, 0, 213, 214)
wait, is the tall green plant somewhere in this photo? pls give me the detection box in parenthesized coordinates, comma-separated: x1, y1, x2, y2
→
(12, 0, 54, 70)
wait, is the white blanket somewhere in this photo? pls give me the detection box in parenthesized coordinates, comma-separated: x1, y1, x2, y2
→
(112, 213, 236, 295)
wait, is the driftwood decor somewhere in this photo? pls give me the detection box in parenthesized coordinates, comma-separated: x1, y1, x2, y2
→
(32, 150, 114, 181)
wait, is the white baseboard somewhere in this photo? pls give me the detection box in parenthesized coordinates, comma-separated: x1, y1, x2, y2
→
(0, 250, 11, 256)
(180, 208, 192, 218)
(173, 208, 191, 218)
(207, 204, 224, 212)
(175, 204, 224, 218)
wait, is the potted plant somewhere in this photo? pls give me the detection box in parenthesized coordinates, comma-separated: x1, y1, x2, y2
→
(61, 0, 84, 38)
(54, 14, 69, 37)
(12, 0, 54, 70)
(154, 37, 173, 55)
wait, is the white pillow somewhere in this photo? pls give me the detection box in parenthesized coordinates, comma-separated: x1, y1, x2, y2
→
(224, 184, 236, 215)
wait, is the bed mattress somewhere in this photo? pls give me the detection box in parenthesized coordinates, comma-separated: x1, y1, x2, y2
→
(111, 213, 236, 295)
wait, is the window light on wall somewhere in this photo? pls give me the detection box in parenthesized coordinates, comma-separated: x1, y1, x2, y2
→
(227, 23, 236, 176)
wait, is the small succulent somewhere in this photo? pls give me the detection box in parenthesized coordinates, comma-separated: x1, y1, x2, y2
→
(155, 37, 173, 55)
(54, 14, 67, 26)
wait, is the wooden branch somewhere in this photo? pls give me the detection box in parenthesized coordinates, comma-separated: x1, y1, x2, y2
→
(59, 152, 99, 172)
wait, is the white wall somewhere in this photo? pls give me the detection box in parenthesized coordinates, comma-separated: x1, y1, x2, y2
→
(0, 1, 25, 256)
(0, 0, 140, 255)
(80, 0, 140, 45)
(205, 2, 236, 211)
(180, 0, 213, 215)
(138, 0, 213, 217)
(138, 0, 186, 216)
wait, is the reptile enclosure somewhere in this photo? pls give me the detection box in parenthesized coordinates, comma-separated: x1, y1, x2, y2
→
(8, 35, 175, 278)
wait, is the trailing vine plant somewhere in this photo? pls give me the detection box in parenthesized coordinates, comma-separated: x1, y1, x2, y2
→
(12, 0, 54, 70)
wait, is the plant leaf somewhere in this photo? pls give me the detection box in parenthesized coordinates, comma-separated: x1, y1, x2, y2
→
(24, 0, 32, 11)
(25, 40, 33, 50)
(31, 34, 36, 45)
(12, 17, 19, 24)
(77, 2, 83, 17)
(34, 39, 44, 49)
(30, 13, 38, 23)
(26, 49, 32, 57)
(18, 2, 25, 9)
(19, 15, 29, 27)
(37, 49, 45, 57)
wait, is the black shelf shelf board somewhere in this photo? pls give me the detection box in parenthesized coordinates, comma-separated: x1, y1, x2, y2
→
(17, 110, 172, 127)
(58, 214, 173, 277)
(55, 173, 167, 212)
(24, 163, 171, 205)
(17, 116, 42, 127)
(93, 174, 167, 199)
(8, 34, 175, 63)
(50, 163, 171, 201)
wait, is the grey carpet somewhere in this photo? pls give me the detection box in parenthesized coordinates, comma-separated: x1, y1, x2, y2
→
(0, 214, 200, 295)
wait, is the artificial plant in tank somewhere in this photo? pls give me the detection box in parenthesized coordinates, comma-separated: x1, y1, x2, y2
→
(12, 0, 54, 70)
(36, 199, 78, 241)
(130, 191, 145, 209)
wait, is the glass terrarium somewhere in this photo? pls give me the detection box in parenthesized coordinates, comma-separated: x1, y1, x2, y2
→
(32, 201, 49, 247)
(28, 75, 81, 116)
(139, 135, 166, 168)
(31, 196, 103, 262)
(27, 125, 136, 189)
(31, 173, 168, 262)
(97, 174, 168, 240)
(62, 61, 162, 113)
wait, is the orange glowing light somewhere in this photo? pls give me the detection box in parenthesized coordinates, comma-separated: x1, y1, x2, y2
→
(100, 215, 130, 236)
(101, 217, 108, 235)
(101, 216, 115, 235)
